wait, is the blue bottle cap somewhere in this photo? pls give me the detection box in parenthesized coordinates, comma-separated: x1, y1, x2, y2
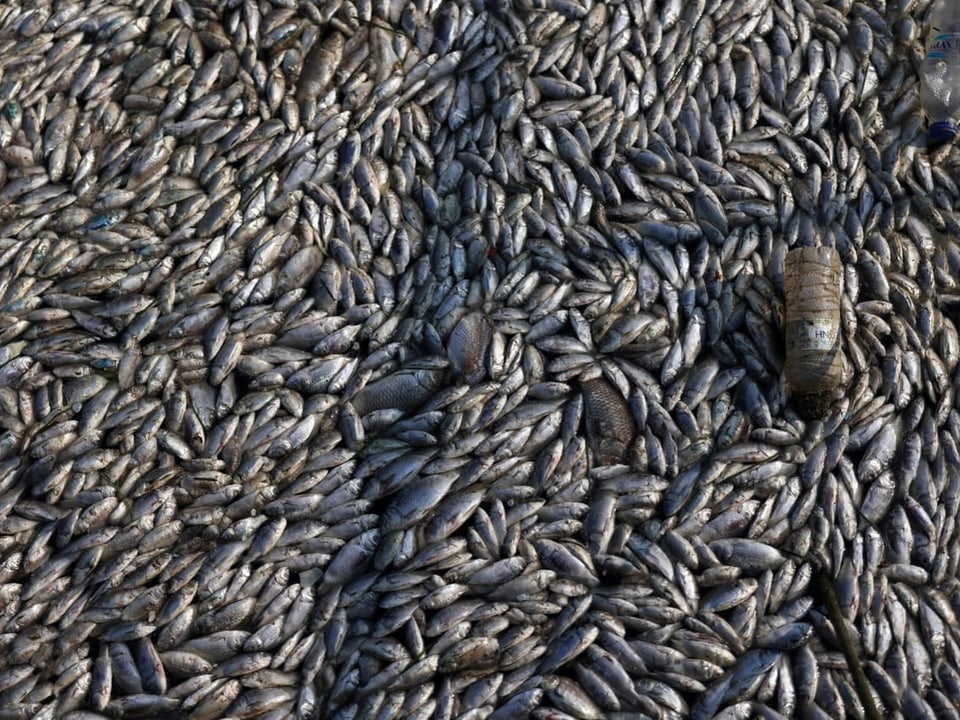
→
(930, 120, 959, 142)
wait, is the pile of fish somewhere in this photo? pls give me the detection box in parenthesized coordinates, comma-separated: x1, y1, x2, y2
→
(0, 0, 959, 717)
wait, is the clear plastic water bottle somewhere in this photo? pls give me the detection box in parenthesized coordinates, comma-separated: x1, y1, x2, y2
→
(921, 1, 960, 142)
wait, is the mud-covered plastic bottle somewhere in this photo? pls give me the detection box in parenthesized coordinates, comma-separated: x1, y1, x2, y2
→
(921, 0, 960, 142)
(783, 247, 845, 420)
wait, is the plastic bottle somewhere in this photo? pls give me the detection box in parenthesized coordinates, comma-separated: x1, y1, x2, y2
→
(783, 247, 844, 420)
(921, 0, 960, 142)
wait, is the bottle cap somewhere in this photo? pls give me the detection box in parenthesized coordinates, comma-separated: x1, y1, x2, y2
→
(930, 120, 959, 142)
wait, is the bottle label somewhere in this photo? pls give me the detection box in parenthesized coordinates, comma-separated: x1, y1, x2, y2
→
(928, 33, 960, 59)
(787, 318, 837, 351)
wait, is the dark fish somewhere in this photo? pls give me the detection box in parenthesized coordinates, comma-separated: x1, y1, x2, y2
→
(580, 376, 636, 465)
